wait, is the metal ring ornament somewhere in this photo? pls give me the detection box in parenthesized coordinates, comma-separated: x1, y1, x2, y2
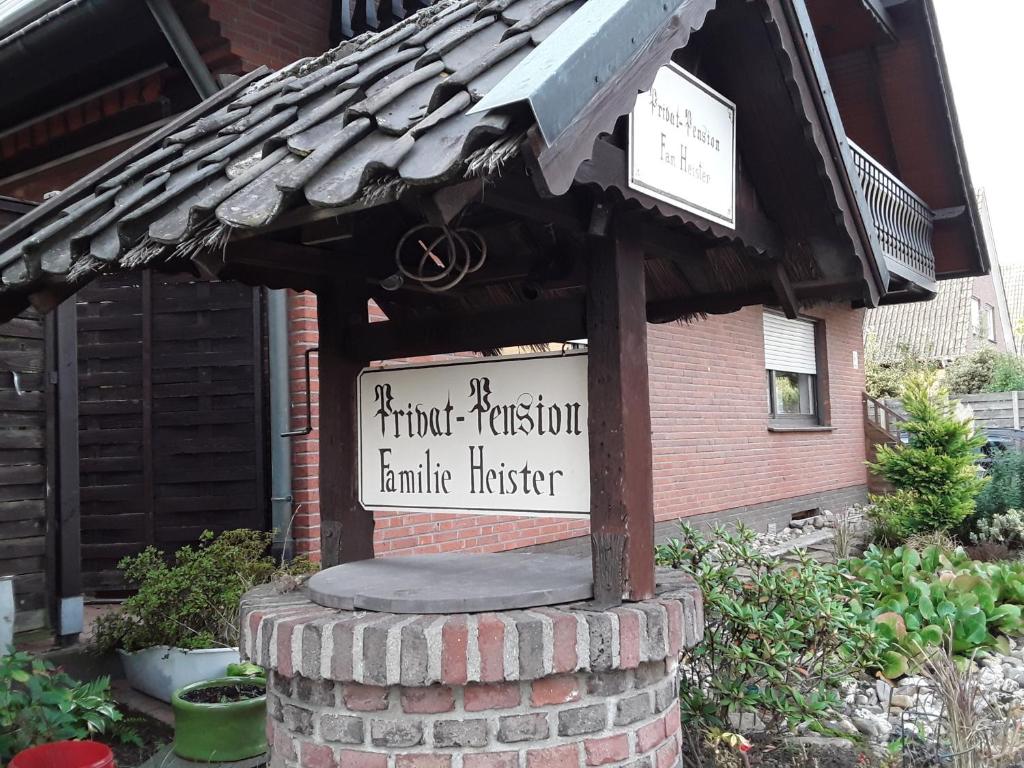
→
(394, 224, 487, 293)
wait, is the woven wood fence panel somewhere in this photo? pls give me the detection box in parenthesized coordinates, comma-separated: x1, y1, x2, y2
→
(0, 309, 49, 630)
(77, 273, 268, 594)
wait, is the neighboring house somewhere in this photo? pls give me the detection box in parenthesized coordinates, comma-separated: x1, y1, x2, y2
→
(0, 0, 989, 637)
(865, 191, 1016, 364)
(1000, 264, 1024, 351)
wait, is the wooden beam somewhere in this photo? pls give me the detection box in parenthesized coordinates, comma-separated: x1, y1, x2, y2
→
(647, 289, 774, 324)
(620, 216, 717, 293)
(479, 175, 589, 234)
(317, 274, 373, 566)
(587, 235, 655, 605)
(646, 277, 867, 324)
(768, 261, 799, 319)
(576, 139, 783, 258)
(225, 239, 343, 277)
(347, 296, 587, 361)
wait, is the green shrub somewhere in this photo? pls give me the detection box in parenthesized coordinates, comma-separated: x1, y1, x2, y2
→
(0, 651, 140, 762)
(869, 372, 987, 538)
(847, 544, 1024, 674)
(945, 348, 1024, 395)
(946, 348, 1000, 395)
(656, 524, 884, 734)
(93, 529, 316, 654)
(974, 449, 1024, 523)
(987, 354, 1024, 393)
(864, 341, 935, 399)
(972, 509, 1024, 549)
(866, 490, 921, 546)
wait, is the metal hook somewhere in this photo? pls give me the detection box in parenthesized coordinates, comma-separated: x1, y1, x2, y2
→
(282, 347, 318, 438)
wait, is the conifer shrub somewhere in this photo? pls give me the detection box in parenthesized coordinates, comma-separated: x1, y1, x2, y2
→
(869, 372, 987, 538)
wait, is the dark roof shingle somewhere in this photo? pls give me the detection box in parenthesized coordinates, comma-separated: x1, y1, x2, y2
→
(0, 0, 590, 298)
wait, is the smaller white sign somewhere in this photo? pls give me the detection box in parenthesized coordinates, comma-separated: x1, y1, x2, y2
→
(629, 63, 737, 229)
(358, 353, 590, 516)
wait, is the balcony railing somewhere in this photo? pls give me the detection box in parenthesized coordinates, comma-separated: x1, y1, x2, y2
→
(850, 141, 936, 286)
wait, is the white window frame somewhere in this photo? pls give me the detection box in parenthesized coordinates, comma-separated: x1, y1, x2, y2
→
(971, 297, 982, 336)
(763, 310, 823, 426)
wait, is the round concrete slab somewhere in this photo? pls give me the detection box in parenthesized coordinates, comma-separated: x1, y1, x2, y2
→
(308, 553, 593, 613)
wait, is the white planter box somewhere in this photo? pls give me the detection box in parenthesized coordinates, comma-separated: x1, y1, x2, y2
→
(119, 646, 241, 703)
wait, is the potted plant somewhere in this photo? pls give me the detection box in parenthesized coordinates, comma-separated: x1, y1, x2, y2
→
(92, 529, 315, 703)
(171, 676, 267, 762)
(1, 650, 139, 766)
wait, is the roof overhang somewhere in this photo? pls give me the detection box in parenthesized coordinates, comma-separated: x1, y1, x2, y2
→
(0, 0, 895, 323)
(808, 0, 988, 282)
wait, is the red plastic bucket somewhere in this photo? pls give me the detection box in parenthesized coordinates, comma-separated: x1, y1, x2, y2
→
(9, 741, 115, 768)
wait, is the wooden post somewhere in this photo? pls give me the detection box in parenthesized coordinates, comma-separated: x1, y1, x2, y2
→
(317, 278, 373, 566)
(587, 235, 656, 605)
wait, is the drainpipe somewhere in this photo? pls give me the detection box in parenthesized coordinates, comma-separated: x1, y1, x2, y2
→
(267, 290, 295, 560)
(145, 0, 218, 98)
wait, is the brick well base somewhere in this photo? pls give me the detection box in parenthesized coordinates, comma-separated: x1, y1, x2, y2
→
(240, 572, 703, 768)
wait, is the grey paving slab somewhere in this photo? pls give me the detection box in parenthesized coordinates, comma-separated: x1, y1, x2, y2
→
(308, 553, 593, 614)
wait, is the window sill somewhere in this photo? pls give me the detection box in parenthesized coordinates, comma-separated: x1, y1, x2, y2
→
(768, 424, 834, 434)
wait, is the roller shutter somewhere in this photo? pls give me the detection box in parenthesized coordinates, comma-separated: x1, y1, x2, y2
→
(763, 311, 817, 375)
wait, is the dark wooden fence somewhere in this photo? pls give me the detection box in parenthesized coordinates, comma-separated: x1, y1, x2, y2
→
(1, 195, 270, 631)
(0, 309, 51, 632)
(76, 273, 269, 594)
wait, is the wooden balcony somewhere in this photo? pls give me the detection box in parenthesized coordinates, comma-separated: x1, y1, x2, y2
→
(850, 141, 936, 290)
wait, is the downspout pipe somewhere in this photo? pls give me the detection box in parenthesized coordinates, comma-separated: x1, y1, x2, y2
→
(267, 290, 295, 560)
(145, 0, 218, 98)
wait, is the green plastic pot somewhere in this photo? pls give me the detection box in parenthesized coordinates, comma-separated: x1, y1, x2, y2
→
(172, 676, 267, 762)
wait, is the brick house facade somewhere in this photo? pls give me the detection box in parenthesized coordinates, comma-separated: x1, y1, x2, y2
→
(285, 293, 869, 562)
(1, 0, 981, 591)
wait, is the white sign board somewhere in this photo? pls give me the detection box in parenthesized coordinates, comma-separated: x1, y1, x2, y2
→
(358, 353, 590, 516)
(629, 63, 737, 229)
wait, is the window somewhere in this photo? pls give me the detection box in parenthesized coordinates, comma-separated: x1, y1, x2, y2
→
(763, 311, 823, 426)
(971, 298, 996, 342)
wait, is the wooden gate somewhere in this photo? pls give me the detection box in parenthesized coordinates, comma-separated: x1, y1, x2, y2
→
(76, 272, 268, 594)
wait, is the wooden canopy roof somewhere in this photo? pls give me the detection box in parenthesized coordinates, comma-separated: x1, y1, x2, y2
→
(0, 0, 895, 330)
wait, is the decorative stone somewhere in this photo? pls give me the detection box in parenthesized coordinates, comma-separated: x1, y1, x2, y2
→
(239, 572, 702, 766)
(308, 553, 594, 613)
(890, 694, 915, 710)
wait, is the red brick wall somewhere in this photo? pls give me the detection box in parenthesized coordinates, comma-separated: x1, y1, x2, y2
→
(287, 296, 868, 562)
(204, 0, 333, 71)
(649, 304, 868, 521)
(288, 291, 321, 558)
(970, 274, 1012, 355)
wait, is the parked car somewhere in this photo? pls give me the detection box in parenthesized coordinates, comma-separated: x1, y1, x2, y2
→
(978, 428, 1024, 473)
